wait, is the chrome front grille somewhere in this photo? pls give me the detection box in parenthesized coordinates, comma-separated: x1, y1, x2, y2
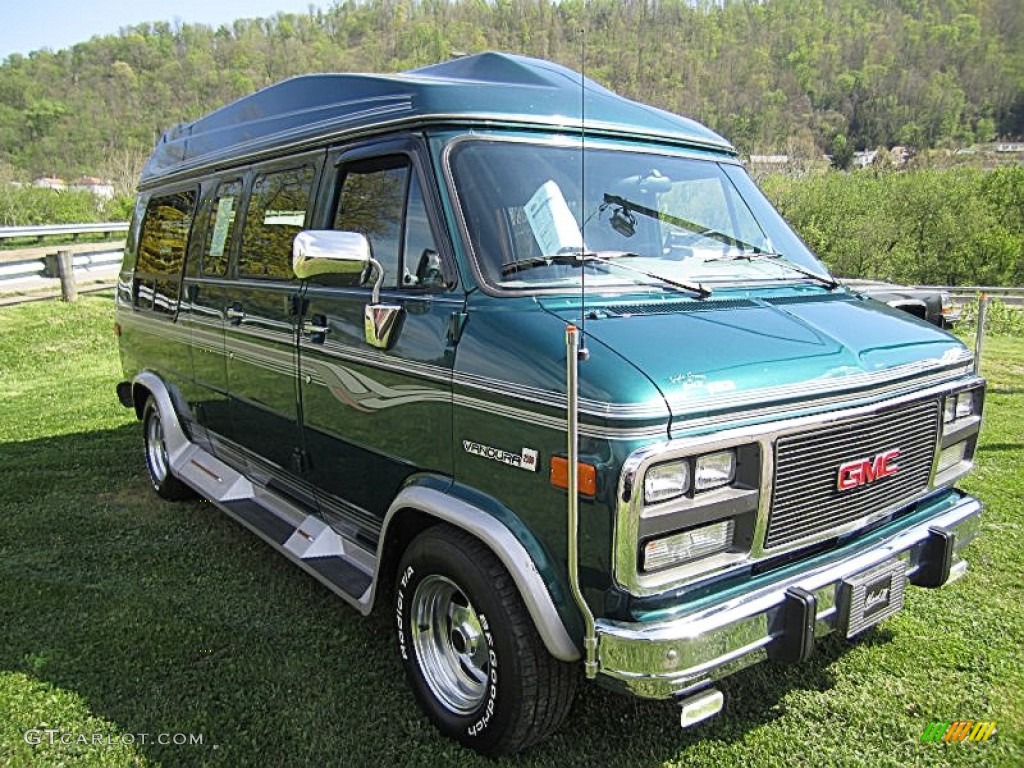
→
(766, 399, 940, 550)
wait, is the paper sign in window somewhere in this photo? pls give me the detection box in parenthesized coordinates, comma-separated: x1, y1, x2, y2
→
(209, 196, 236, 258)
(524, 180, 584, 256)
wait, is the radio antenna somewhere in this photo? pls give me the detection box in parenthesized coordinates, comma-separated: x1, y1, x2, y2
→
(566, 9, 598, 683)
(578, 17, 589, 361)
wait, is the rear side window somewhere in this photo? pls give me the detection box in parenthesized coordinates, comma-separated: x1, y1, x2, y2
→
(239, 166, 315, 279)
(135, 189, 197, 313)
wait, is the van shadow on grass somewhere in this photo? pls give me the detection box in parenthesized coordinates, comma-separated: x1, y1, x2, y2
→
(1, 425, 874, 767)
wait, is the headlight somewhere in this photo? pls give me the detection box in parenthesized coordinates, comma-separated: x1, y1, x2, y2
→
(643, 519, 735, 571)
(944, 390, 977, 425)
(694, 450, 736, 492)
(955, 391, 974, 420)
(644, 460, 690, 504)
(943, 396, 956, 424)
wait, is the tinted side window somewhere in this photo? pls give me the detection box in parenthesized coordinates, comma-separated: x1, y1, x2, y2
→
(239, 166, 315, 279)
(136, 189, 197, 313)
(334, 161, 408, 288)
(202, 179, 242, 277)
(333, 157, 441, 289)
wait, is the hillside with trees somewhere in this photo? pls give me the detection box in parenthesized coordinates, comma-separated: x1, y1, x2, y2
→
(0, 0, 1021, 183)
(1, 0, 1022, 288)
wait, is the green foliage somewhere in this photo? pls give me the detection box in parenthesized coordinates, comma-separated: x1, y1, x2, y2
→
(830, 133, 854, 170)
(0, 0, 1021, 180)
(101, 194, 135, 222)
(0, 186, 105, 226)
(762, 166, 1024, 286)
(959, 297, 1024, 337)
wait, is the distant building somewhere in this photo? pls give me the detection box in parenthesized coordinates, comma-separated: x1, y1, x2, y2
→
(747, 155, 790, 173)
(852, 150, 878, 168)
(70, 176, 115, 199)
(32, 176, 66, 191)
(748, 154, 790, 165)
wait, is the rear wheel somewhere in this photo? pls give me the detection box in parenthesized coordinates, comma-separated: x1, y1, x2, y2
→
(395, 524, 577, 756)
(142, 397, 193, 500)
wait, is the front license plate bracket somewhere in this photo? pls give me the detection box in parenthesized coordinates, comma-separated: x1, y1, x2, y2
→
(836, 559, 907, 638)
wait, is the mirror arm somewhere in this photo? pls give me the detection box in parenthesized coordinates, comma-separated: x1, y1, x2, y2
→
(369, 256, 384, 305)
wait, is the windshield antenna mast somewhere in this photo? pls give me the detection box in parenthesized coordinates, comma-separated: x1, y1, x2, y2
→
(566, 10, 598, 683)
(578, 18, 590, 362)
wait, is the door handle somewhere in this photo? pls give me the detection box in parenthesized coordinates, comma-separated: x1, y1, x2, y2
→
(301, 321, 330, 336)
(226, 305, 245, 324)
(301, 314, 329, 343)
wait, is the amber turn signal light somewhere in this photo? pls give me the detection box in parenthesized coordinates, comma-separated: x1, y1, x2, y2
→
(549, 456, 597, 496)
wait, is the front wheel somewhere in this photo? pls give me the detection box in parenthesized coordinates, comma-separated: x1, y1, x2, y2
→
(395, 524, 577, 756)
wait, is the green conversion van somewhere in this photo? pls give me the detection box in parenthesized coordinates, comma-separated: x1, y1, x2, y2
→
(115, 53, 985, 756)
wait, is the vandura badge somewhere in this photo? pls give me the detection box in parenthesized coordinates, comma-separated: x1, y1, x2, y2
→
(462, 441, 539, 472)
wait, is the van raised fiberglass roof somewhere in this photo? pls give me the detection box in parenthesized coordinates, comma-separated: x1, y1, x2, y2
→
(140, 51, 733, 186)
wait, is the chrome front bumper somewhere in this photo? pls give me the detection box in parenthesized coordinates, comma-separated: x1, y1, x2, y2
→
(595, 493, 982, 700)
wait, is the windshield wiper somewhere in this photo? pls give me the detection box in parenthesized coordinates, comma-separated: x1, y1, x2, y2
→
(703, 251, 840, 290)
(501, 252, 578, 275)
(501, 249, 711, 298)
(602, 193, 754, 250)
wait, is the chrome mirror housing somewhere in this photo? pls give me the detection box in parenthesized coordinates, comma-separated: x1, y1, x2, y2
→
(293, 229, 402, 349)
(292, 230, 372, 281)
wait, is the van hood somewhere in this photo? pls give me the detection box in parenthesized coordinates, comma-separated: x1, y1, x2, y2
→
(542, 292, 973, 431)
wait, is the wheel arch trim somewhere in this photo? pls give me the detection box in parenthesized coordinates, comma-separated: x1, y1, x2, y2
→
(375, 485, 582, 662)
(131, 371, 191, 460)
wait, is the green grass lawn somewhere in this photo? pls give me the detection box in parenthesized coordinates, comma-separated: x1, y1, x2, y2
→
(1, 294, 1021, 767)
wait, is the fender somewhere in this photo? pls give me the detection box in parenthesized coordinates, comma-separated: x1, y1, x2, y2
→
(130, 371, 192, 459)
(374, 485, 582, 662)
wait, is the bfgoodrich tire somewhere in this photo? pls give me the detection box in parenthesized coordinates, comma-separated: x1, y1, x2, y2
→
(142, 397, 194, 501)
(395, 524, 577, 756)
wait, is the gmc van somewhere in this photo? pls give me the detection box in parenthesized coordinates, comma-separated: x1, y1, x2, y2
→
(115, 52, 985, 755)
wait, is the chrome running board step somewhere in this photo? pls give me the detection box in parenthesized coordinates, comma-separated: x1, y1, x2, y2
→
(166, 428, 376, 612)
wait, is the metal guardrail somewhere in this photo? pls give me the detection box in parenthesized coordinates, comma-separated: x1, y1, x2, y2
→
(0, 247, 124, 280)
(925, 286, 1024, 308)
(0, 223, 127, 300)
(0, 222, 129, 240)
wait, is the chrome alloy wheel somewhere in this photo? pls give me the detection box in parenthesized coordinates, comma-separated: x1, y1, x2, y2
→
(411, 574, 490, 715)
(145, 408, 170, 485)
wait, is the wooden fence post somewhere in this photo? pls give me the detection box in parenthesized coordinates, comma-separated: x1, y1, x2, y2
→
(57, 248, 77, 302)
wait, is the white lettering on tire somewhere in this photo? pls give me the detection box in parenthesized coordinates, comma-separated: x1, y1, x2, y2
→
(397, 565, 414, 661)
(466, 612, 498, 738)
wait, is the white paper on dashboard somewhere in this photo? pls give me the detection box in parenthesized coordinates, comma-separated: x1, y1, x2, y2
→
(524, 180, 584, 256)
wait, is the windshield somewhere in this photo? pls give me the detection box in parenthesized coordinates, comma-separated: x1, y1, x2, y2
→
(448, 138, 830, 293)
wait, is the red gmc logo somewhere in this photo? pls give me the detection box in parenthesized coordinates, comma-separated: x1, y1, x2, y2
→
(837, 449, 900, 491)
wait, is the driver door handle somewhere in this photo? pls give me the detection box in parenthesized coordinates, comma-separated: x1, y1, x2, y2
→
(225, 305, 245, 324)
(301, 321, 330, 336)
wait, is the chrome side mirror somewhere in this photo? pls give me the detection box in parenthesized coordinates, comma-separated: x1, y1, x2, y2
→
(292, 230, 372, 282)
(293, 230, 403, 350)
